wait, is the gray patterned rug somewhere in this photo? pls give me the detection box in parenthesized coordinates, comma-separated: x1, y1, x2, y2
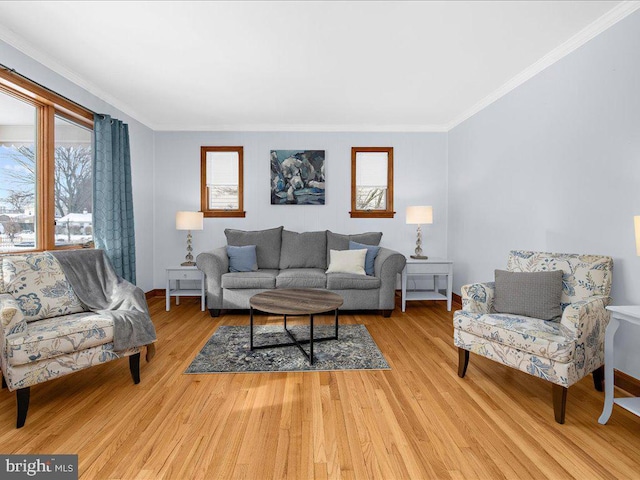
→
(185, 324, 390, 373)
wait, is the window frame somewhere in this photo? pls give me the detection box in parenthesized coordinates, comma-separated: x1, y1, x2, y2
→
(200, 146, 246, 218)
(0, 68, 94, 252)
(350, 146, 395, 218)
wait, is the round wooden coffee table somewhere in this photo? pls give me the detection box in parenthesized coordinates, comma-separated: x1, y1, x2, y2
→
(249, 289, 344, 365)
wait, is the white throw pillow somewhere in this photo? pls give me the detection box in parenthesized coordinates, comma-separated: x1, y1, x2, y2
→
(325, 249, 367, 275)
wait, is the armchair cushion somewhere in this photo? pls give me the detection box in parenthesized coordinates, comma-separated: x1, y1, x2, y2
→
(6, 312, 114, 367)
(455, 310, 575, 362)
(2, 253, 84, 322)
(493, 269, 563, 321)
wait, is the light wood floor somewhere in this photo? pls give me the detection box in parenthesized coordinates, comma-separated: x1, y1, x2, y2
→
(1, 296, 639, 479)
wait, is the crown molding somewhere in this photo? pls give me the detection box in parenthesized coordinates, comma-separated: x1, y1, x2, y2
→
(444, 0, 640, 131)
(152, 123, 448, 133)
(0, 24, 155, 129)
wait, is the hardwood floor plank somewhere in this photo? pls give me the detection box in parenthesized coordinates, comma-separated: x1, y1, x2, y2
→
(1, 297, 639, 479)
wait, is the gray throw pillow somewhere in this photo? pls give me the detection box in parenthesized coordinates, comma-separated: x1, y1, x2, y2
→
(226, 245, 258, 272)
(493, 269, 564, 321)
(225, 226, 283, 269)
(326, 231, 382, 264)
(279, 230, 327, 269)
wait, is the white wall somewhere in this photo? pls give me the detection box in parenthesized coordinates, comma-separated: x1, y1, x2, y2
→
(448, 10, 640, 305)
(0, 40, 156, 291)
(153, 132, 448, 288)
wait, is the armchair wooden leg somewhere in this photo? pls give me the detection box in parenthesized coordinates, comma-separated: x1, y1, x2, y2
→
(16, 387, 30, 429)
(382, 310, 392, 318)
(2, 375, 6, 389)
(552, 384, 568, 424)
(592, 366, 605, 392)
(129, 353, 141, 385)
(209, 309, 220, 318)
(458, 348, 470, 378)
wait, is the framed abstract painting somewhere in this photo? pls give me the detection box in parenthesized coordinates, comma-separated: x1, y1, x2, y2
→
(270, 150, 325, 205)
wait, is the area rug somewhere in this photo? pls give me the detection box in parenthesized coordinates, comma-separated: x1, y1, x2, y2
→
(185, 324, 390, 373)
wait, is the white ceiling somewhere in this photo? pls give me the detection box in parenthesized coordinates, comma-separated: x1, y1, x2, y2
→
(0, 1, 637, 132)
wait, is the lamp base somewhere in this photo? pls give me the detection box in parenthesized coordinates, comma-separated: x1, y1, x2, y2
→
(181, 261, 196, 267)
(410, 255, 429, 260)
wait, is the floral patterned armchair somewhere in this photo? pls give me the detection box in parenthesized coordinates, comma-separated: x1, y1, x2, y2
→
(0, 251, 150, 428)
(453, 250, 613, 424)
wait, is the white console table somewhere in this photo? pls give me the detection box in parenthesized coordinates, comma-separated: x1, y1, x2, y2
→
(598, 305, 640, 424)
(401, 258, 453, 312)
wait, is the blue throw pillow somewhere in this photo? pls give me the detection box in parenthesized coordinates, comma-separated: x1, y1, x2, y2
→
(349, 241, 380, 276)
(226, 245, 258, 272)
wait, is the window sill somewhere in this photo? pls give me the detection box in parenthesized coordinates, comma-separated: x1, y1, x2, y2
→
(203, 211, 246, 218)
(349, 211, 395, 219)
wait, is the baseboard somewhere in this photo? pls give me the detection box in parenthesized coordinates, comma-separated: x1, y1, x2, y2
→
(145, 289, 164, 299)
(614, 370, 640, 397)
(453, 293, 462, 308)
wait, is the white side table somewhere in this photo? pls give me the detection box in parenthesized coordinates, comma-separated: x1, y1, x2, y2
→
(166, 266, 205, 312)
(401, 258, 453, 312)
(598, 305, 640, 424)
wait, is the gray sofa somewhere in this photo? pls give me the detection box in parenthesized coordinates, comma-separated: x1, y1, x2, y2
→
(196, 227, 406, 317)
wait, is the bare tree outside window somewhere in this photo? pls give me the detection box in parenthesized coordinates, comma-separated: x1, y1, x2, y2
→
(4, 145, 92, 217)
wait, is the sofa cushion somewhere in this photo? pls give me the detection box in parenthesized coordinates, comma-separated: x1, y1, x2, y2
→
(6, 312, 114, 367)
(227, 245, 258, 272)
(454, 310, 575, 362)
(276, 268, 326, 289)
(326, 231, 382, 264)
(349, 241, 380, 276)
(493, 269, 563, 321)
(2, 252, 84, 322)
(280, 230, 327, 269)
(326, 273, 381, 290)
(225, 226, 283, 270)
(221, 269, 278, 289)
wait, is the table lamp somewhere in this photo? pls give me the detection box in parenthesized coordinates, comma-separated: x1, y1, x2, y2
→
(406, 206, 433, 259)
(176, 211, 204, 266)
(635, 216, 640, 256)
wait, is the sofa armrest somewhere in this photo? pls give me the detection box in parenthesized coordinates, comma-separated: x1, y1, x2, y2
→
(461, 282, 495, 314)
(374, 248, 406, 310)
(561, 295, 611, 335)
(0, 293, 26, 339)
(196, 247, 229, 310)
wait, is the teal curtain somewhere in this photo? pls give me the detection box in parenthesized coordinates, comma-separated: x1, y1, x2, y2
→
(93, 114, 136, 284)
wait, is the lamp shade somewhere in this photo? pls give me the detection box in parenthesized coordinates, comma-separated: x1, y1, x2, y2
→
(176, 211, 204, 231)
(406, 206, 433, 225)
(635, 216, 640, 256)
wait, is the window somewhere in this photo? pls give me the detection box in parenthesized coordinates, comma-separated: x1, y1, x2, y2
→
(201, 146, 245, 217)
(350, 147, 394, 218)
(0, 68, 93, 253)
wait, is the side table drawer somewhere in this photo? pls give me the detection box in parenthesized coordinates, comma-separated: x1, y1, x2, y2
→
(406, 263, 450, 275)
(168, 269, 202, 281)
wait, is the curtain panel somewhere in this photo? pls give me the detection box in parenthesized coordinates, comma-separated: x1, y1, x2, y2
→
(92, 114, 136, 284)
